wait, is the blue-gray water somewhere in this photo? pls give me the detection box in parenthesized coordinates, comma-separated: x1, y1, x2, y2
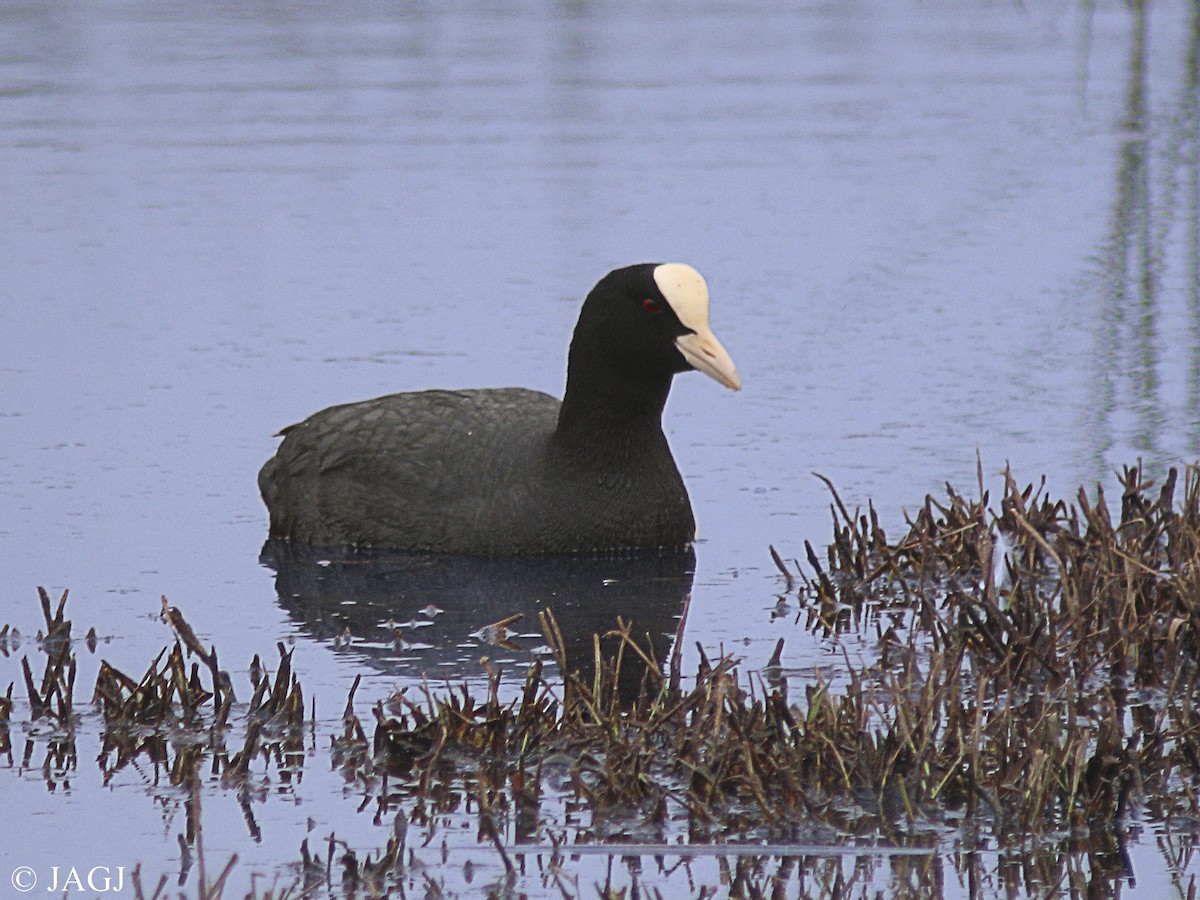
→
(1, 1, 1198, 896)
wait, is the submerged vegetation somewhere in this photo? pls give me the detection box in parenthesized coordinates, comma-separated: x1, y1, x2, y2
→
(4, 462, 1200, 897)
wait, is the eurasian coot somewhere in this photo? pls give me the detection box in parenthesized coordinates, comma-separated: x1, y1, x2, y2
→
(258, 262, 740, 554)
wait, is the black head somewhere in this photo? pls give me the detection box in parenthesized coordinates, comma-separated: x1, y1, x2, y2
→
(565, 262, 741, 401)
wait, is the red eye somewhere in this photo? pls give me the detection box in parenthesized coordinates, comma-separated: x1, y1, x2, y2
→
(643, 298, 662, 314)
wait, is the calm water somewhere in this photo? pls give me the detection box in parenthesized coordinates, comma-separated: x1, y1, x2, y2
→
(1, 0, 1198, 895)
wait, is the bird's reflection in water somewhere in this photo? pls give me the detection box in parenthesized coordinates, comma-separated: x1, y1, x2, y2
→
(261, 542, 694, 701)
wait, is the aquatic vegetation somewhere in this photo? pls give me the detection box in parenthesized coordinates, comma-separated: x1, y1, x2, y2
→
(3, 463, 1200, 897)
(317, 462, 1200, 896)
(5, 592, 310, 897)
(342, 463, 1200, 843)
(781, 461, 1200, 837)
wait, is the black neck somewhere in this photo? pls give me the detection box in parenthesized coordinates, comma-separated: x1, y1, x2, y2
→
(554, 366, 674, 461)
(552, 265, 680, 462)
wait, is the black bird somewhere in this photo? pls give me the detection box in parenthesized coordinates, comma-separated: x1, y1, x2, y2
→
(258, 263, 741, 554)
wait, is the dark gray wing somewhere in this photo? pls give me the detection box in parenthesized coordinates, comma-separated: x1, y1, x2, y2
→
(259, 388, 560, 550)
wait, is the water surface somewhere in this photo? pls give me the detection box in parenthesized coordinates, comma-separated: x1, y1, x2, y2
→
(1, 0, 1198, 895)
